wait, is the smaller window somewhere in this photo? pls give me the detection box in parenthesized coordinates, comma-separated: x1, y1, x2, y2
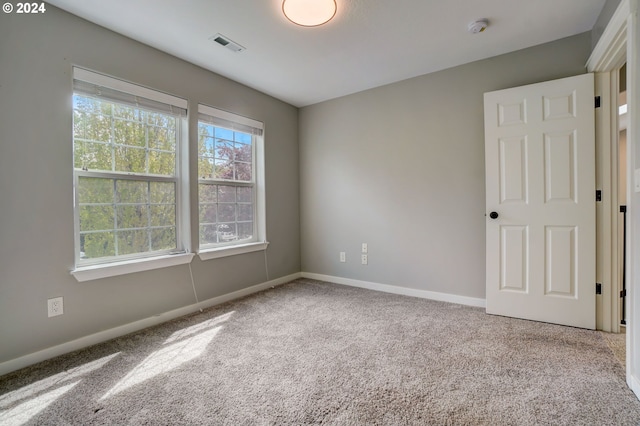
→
(197, 105, 265, 251)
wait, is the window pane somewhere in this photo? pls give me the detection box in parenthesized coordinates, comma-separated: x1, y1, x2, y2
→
(235, 162, 252, 181)
(214, 159, 233, 180)
(113, 104, 142, 121)
(235, 132, 251, 144)
(216, 139, 233, 160)
(199, 157, 214, 179)
(150, 182, 175, 204)
(151, 227, 176, 251)
(215, 127, 233, 140)
(116, 180, 148, 204)
(84, 114, 111, 143)
(237, 222, 253, 240)
(238, 204, 253, 222)
(218, 186, 236, 202)
(80, 206, 114, 231)
(218, 204, 236, 222)
(73, 94, 181, 177)
(117, 229, 150, 255)
(114, 119, 145, 147)
(235, 143, 252, 162)
(200, 224, 218, 245)
(199, 184, 217, 203)
(73, 112, 86, 139)
(82, 232, 115, 258)
(114, 146, 146, 174)
(74, 96, 112, 115)
(218, 223, 237, 242)
(78, 177, 114, 204)
(148, 127, 175, 151)
(198, 123, 213, 136)
(237, 187, 252, 202)
(75, 141, 113, 171)
(150, 205, 175, 227)
(117, 205, 149, 229)
(147, 112, 176, 130)
(148, 150, 175, 176)
(199, 205, 217, 224)
(197, 134, 209, 157)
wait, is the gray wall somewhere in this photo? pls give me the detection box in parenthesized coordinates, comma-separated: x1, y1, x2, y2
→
(0, 6, 300, 364)
(592, 0, 623, 49)
(299, 33, 592, 300)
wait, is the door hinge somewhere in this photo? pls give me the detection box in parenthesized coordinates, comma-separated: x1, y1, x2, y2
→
(596, 190, 602, 202)
(595, 96, 601, 108)
(621, 289, 627, 298)
(596, 283, 602, 295)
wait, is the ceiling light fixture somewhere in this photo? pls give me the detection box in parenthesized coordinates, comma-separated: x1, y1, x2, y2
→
(282, 0, 337, 27)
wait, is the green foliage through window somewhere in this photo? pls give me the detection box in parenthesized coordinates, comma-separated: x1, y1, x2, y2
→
(74, 95, 176, 176)
(73, 93, 180, 263)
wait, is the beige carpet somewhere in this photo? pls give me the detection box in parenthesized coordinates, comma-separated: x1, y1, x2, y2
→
(1, 278, 639, 425)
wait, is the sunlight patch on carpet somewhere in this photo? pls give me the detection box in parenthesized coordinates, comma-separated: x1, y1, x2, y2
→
(0, 353, 120, 407)
(0, 381, 80, 426)
(101, 313, 233, 400)
(164, 311, 235, 344)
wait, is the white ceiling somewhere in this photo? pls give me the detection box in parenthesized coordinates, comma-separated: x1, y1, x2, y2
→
(46, 0, 607, 107)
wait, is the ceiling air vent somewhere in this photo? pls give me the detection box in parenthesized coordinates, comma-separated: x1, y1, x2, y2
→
(210, 33, 245, 53)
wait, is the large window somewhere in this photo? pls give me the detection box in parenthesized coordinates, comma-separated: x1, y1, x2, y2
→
(72, 68, 187, 266)
(197, 105, 264, 251)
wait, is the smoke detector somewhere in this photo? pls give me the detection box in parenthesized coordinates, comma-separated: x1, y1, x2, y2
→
(468, 19, 489, 34)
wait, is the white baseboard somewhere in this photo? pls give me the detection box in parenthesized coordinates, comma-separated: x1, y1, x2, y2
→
(630, 372, 640, 402)
(0, 272, 301, 377)
(301, 272, 486, 308)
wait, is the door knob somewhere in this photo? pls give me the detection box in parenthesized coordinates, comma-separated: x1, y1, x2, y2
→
(489, 212, 499, 219)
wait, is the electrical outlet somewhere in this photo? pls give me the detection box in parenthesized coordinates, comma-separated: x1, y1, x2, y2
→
(340, 252, 346, 262)
(362, 243, 368, 253)
(361, 254, 368, 265)
(48, 297, 64, 317)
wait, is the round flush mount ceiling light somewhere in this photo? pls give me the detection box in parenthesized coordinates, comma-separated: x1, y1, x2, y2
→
(282, 0, 337, 27)
(468, 19, 489, 34)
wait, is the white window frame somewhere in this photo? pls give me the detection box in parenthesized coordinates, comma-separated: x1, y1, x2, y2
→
(71, 68, 192, 281)
(197, 104, 267, 260)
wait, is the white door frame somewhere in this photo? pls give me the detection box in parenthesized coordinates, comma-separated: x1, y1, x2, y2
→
(587, 0, 639, 399)
(594, 69, 621, 334)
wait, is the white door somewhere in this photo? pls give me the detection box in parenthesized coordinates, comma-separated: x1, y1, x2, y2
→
(484, 74, 596, 329)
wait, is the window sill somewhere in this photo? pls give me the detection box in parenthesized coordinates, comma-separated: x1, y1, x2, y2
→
(71, 253, 195, 282)
(198, 242, 269, 261)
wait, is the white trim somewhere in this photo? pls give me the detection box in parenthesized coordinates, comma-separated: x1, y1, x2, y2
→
(71, 253, 195, 282)
(255, 127, 267, 250)
(0, 272, 301, 376)
(198, 104, 264, 131)
(301, 272, 486, 308)
(73, 67, 188, 109)
(627, 0, 640, 401)
(198, 241, 269, 260)
(588, 0, 630, 72)
(630, 371, 640, 400)
(594, 71, 620, 332)
(587, 0, 639, 401)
